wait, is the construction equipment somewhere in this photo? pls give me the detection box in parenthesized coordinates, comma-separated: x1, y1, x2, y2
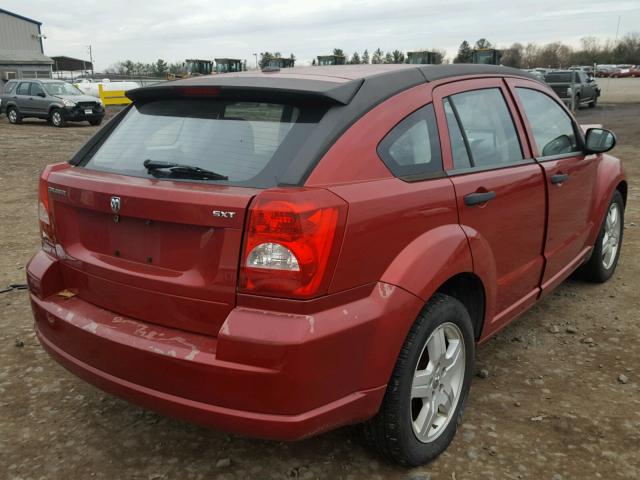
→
(472, 49, 502, 65)
(166, 59, 213, 80)
(316, 55, 346, 66)
(407, 50, 438, 64)
(215, 58, 243, 74)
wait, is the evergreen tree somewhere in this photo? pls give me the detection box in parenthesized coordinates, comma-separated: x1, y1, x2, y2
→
(362, 49, 370, 64)
(384, 52, 394, 64)
(350, 51, 361, 64)
(454, 41, 473, 63)
(372, 48, 384, 64)
(392, 50, 405, 64)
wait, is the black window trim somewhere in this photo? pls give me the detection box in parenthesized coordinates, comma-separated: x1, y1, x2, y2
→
(376, 102, 444, 182)
(513, 86, 586, 162)
(443, 86, 530, 174)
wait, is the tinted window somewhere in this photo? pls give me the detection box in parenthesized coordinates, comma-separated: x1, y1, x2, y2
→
(377, 103, 442, 178)
(443, 98, 471, 170)
(16, 82, 31, 95)
(448, 88, 522, 168)
(545, 72, 576, 83)
(30, 83, 45, 96)
(83, 99, 324, 187)
(3, 82, 17, 94)
(516, 88, 579, 156)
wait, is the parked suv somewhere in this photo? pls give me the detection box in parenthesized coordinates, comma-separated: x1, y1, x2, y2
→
(27, 65, 625, 466)
(1, 79, 105, 127)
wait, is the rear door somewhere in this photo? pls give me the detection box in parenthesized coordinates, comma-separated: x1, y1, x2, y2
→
(506, 78, 598, 292)
(15, 81, 32, 113)
(433, 78, 547, 330)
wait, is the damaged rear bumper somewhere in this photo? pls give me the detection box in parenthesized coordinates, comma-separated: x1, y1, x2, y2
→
(27, 250, 423, 440)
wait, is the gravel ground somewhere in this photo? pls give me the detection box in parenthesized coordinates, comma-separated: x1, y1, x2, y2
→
(598, 77, 640, 103)
(0, 100, 638, 480)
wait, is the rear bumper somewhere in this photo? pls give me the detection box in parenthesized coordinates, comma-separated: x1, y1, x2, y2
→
(28, 251, 423, 440)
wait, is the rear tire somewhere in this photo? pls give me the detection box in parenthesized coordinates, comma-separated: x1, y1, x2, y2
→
(7, 107, 22, 124)
(89, 118, 102, 126)
(362, 293, 475, 467)
(50, 108, 66, 128)
(578, 190, 624, 283)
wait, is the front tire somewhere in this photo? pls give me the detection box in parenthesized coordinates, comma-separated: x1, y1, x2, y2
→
(89, 118, 102, 126)
(579, 190, 624, 283)
(50, 108, 66, 128)
(7, 107, 22, 124)
(362, 293, 475, 467)
(589, 95, 598, 108)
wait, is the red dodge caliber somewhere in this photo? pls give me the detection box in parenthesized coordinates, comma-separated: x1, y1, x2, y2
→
(27, 65, 626, 466)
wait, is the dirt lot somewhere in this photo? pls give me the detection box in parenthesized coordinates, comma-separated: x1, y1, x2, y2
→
(1, 97, 639, 480)
(599, 78, 640, 103)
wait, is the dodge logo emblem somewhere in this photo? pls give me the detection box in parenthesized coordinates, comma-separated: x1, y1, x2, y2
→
(110, 196, 121, 213)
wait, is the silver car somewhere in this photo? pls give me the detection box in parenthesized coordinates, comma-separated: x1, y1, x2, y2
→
(1, 79, 105, 127)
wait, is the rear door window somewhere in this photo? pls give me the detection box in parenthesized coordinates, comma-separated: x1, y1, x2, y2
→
(377, 103, 442, 179)
(515, 88, 579, 156)
(82, 99, 325, 187)
(16, 82, 31, 95)
(446, 88, 523, 169)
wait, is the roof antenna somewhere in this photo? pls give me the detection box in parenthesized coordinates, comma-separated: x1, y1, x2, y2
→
(600, 15, 621, 126)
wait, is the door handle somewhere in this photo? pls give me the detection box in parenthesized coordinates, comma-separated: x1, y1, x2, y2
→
(464, 191, 496, 206)
(551, 173, 569, 184)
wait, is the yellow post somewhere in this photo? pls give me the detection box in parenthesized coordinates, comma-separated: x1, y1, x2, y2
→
(98, 84, 132, 106)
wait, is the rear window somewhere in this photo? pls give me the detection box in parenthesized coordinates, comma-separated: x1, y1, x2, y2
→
(82, 99, 325, 187)
(545, 72, 577, 83)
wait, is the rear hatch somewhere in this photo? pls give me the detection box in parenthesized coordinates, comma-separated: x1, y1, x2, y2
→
(45, 93, 333, 336)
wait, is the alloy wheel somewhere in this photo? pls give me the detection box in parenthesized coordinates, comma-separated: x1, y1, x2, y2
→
(8, 109, 17, 123)
(410, 322, 465, 443)
(602, 203, 621, 270)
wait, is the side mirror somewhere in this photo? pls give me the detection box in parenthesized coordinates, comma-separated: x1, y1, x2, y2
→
(585, 128, 616, 154)
(37, 92, 46, 97)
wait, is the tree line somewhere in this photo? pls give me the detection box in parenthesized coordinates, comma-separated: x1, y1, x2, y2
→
(455, 34, 640, 68)
(103, 32, 639, 76)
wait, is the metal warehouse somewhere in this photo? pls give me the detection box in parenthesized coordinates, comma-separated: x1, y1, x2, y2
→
(0, 8, 53, 84)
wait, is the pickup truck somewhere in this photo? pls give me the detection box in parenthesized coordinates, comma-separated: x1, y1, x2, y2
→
(545, 70, 600, 108)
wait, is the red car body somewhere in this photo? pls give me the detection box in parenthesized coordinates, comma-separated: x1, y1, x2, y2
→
(27, 65, 626, 441)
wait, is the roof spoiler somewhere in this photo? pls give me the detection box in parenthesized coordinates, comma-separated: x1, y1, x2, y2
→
(127, 76, 364, 105)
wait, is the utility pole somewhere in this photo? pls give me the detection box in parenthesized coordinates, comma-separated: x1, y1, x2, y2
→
(87, 45, 94, 77)
(253, 53, 258, 69)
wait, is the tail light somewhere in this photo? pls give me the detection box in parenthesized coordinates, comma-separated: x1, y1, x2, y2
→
(38, 164, 66, 256)
(240, 189, 347, 299)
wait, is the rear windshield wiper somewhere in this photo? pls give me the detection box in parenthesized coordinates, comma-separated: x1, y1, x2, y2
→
(143, 159, 228, 181)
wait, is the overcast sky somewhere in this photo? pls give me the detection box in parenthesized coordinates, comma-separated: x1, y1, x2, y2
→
(3, 0, 639, 69)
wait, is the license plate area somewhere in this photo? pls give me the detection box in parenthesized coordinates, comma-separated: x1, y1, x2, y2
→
(84, 108, 93, 115)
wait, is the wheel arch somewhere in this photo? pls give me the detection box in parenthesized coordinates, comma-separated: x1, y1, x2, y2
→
(435, 273, 485, 341)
